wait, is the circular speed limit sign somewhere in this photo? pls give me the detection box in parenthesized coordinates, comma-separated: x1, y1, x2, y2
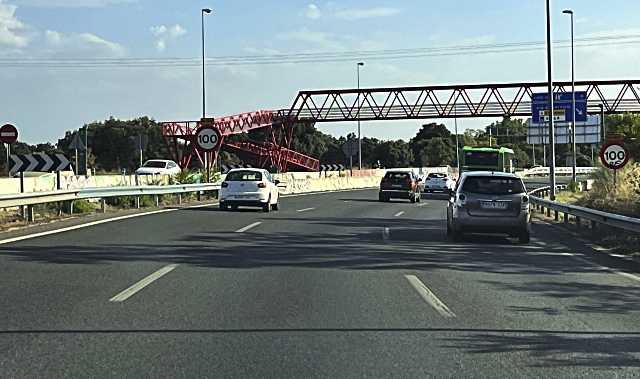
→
(599, 142, 629, 170)
(194, 125, 222, 152)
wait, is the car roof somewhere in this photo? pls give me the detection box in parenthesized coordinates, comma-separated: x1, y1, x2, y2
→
(227, 168, 265, 173)
(146, 159, 173, 163)
(460, 171, 520, 179)
(385, 169, 413, 174)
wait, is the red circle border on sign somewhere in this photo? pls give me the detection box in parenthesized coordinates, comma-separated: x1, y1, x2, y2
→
(193, 125, 222, 153)
(0, 123, 18, 144)
(599, 141, 630, 170)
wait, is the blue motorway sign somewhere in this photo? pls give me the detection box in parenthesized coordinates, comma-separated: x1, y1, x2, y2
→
(531, 91, 587, 123)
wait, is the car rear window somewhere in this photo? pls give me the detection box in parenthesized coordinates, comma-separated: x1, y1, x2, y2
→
(384, 172, 411, 180)
(461, 176, 525, 195)
(427, 173, 446, 179)
(143, 161, 166, 168)
(226, 171, 263, 181)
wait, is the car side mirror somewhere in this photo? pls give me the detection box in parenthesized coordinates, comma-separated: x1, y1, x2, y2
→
(274, 179, 281, 185)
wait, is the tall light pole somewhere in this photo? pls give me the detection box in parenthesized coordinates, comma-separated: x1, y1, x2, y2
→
(356, 62, 364, 170)
(546, 0, 557, 200)
(201, 8, 212, 179)
(563, 9, 577, 184)
(454, 107, 460, 175)
(201, 8, 212, 119)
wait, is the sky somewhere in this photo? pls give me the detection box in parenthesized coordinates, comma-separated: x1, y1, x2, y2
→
(1, 0, 640, 144)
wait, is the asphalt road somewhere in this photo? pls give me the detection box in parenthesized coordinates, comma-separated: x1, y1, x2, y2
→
(1, 188, 639, 378)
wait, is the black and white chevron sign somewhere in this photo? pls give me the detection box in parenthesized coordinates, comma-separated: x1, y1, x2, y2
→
(10, 153, 72, 176)
(320, 164, 346, 171)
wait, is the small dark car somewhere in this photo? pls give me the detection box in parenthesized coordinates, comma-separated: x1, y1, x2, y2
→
(379, 170, 421, 203)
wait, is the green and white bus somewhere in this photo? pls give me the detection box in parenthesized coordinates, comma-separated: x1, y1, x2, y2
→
(461, 146, 515, 173)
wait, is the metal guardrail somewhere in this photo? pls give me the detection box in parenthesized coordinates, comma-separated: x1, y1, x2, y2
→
(0, 183, 221, 221)
(520, 166, 598, 177)
(528, 186, 640, 233)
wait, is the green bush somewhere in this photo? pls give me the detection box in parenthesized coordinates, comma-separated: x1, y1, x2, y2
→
(72, 200, 96, 214)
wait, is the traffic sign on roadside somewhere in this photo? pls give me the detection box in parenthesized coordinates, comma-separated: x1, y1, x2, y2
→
(599, 142, 629, 170)
(0, 124, 18, 144)
(194, 124, 222, 152)
(341, 139, 359, 157)
(10, 153, 72, 176)
(532, 92, 588, 124)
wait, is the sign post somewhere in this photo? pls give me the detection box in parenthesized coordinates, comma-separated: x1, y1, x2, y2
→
(194, 123, 222, 183)
(342, 139, 359, 175)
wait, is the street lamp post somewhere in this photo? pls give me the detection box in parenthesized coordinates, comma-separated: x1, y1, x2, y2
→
(356, 62, 364, 170)
(563, 9, 577, 184)
(201, 8, 212, 180)
(546, 0, 557, 200)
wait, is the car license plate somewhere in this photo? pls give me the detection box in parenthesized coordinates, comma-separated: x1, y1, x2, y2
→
(481, 201, 508, 210)
(391, 184, 403, 188)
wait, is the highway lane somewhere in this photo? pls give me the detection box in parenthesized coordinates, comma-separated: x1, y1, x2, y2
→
(0, 189, 639, 377)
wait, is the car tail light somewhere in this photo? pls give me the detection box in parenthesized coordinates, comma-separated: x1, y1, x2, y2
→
(521, 195, 529, 210)
(459, 194, 466, 201)
(258, 182, 267, 188)
(221, 182, 228, 188)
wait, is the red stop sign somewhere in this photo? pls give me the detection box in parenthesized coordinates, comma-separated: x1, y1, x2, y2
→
(0, 124, 18, 144)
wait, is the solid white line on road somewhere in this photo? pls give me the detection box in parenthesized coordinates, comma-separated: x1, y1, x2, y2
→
(109, 264, 178, 302)
(405, 275, 456, 318)
(235, 222, 262, 233)
(297, 207, 316, 213)
(417, 203, 428, 207)
(394, 211, 405, 217)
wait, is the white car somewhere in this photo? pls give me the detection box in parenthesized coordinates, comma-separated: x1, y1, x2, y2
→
(219, 168, 280, 212)
(136, 160, 181, 176)
(423, 172, 456, 193)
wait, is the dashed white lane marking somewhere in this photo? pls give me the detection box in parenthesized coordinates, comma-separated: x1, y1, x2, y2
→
(0, 203, 219, 246)
(417, 203, 428, 207)
(394, 211, 405, 217)
(405, 275, 456, 318)
(297, 207, 316, 213)
(109, 264, 178, 302)
(382, 227, 390, 242)
(235, 222, 262, 233)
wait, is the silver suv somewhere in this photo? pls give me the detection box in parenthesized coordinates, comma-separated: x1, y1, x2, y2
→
(447, 171, 531, 243)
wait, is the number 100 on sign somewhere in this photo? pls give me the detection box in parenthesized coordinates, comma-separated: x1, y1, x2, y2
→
(195, 126, 221, 152)
(600, 143, 629, 170)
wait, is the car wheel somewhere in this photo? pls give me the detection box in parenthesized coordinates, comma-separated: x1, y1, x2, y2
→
(272, 202, 279, 211)
(220, 203, 228, 211)
(263, 198, 271, 213)
(379, 193, 385, 202)
(518, 230, 530, 244)
(231, 205, 238, 211)
(416, 192, 421, 203)
(410, 194, 416, 203)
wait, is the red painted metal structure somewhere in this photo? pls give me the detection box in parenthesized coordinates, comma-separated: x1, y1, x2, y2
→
(162, 79, 640, 172)
(285, 80, 640, 121)
(160, 110, 320, 172)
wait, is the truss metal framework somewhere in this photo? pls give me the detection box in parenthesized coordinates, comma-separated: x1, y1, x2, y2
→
(160, 111, 319, 172)
(285, 80, 640, 122)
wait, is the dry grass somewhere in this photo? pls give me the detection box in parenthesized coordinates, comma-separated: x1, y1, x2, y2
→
(577, 162, 640, 218)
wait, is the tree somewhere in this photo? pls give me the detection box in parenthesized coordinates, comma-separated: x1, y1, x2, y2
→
(418, 138, 456, 167)
(373, 140, 413, 168)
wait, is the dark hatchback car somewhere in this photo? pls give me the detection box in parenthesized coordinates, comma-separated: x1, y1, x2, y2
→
(379, 170, 421, 203)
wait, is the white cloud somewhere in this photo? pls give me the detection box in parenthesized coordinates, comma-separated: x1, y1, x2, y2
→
(43, 30, 125, 56)
(0, 0, 29, 47)
(304, 3, 321, 20)
(13, 0, 137, 7)
(277, 27, 344, 50)
(335, 7, 400, 21)
(150, 24, 186, 52)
